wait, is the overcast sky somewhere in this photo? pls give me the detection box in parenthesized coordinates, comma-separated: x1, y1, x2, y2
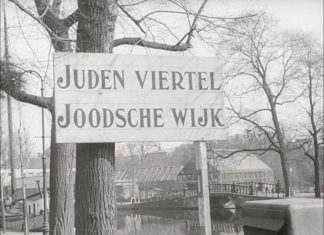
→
(1, 0, 323, 153)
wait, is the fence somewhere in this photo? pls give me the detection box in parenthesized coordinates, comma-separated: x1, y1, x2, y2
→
(184, 181, 285, 198)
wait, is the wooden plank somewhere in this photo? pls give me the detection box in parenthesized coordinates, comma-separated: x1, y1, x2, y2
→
(195, 141, 211, 235)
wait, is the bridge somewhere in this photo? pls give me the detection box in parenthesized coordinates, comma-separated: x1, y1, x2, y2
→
(184, 181, 285, 199)
(182, 181, 285, 208)
(117, 181, 285, 209)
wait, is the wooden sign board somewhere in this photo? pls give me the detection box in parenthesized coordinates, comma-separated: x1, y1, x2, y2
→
(54, 53, 226, 143)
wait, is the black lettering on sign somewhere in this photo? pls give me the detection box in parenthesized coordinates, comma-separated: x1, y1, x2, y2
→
(89, 109, 100, 128)
(198, 109, 208, 127)
(88, 70, 99, 89)
(171, 71, 185, 90)
(140, 108, 151, 127)
(153, 108, 164, 127)
(159, 71, 169, 90)
(103, 109, 114, 127)
(58, 65, 125, 89)
(128, 109, 138, 127)
(135, 71, 148, 88)
(74, 108, 86, 128)
(74, 69, 85, 88)
(211, 108, 225, 127)
(57, 65, 71, 88)
(57, 107, 168, 129)
(116, 109, 127, 128)
(171, 108, 187, 126)
(57, 104, 71, 128)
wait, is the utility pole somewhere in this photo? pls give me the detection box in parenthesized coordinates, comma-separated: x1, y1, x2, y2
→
(194, 141, 211, 235)
(0, 63, 7, 234)
(3, 1, 16, 196)
(1, 3, 9, 233)
(41, 78, 49, 235)
(18, 106, 28, 235)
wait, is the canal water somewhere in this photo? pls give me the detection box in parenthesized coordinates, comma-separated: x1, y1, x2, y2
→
(117, 209, 243, 235)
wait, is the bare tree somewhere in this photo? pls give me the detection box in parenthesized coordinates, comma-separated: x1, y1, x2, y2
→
(296, 38, 323, 197)
(205, 15, 307, 197)
(1, 0, 257, 233)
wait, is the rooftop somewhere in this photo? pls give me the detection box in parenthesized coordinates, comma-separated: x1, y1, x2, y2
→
(114, 166, 183, 183)
(211, 153, 273, 172)
(181, 152, 273, 175)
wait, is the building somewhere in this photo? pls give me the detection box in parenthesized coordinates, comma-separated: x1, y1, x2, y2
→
(1, 157, 50, 191)
(178, 152, 274, 184)
(210, 153, 274, 184)
(114, 166, 184, 201)
(12, 188, 49, 216)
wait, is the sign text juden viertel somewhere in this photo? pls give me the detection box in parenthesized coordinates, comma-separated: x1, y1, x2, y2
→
(57, 65, 224, 129)
(54, 53, 226, 142)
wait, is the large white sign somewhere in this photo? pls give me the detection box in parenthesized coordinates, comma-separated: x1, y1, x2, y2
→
(54, 53, 226, 143)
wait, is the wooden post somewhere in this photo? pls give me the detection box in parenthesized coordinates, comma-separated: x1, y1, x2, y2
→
(3, 3, 17, 196)
(194, 141, 211, 235)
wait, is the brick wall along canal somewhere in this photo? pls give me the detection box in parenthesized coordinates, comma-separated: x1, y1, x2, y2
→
(116, 209, 243, 235)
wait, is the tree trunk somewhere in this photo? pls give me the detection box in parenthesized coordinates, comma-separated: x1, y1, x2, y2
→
(264, 84, 290, 197)
(75, 144, 116, 234)
(279, 151, 290, 197)
(74, 0, 118, 234)
(49, 114, 75, 235)
(314, 150, 321, 198)
(264, 100, 290, 197)
(308, 68, 321, 198)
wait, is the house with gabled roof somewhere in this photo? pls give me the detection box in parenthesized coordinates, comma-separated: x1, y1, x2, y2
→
(12, 187, 49, 216)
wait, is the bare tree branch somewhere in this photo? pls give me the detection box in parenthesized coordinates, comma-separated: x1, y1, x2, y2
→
(119, 0, 149, 7)
(51, 0, 63, 15)
(227, 99, 280, 150)
(113, 37, 191, 51)
(206, 143, 279, 159)
(117, 3, 146, 34)
(63, 9, 81, 28)
(8, 0, 75, 50)
(183, 0, 208, 46)
(1, 60, 53, 110)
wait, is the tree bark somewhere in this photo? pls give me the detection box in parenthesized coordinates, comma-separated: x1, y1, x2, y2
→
(271, 108, 290, 197)
(279, 151, 290, 197)
(49, 113, 75, 235)
(312, 135, 321, 197)
(74, 0, 118, 234)
(263, 81, 290, 197)
(314, 154, 321, 197)
(75, 144, 116, 235)
(308, 64, 321, 198)
(76, 0, 117, 53)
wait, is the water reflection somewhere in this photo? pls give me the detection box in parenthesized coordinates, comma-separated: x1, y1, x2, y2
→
(117, 209, 243, 235)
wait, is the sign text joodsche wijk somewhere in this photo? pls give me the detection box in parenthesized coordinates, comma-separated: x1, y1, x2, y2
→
(54, 53, 226, 143)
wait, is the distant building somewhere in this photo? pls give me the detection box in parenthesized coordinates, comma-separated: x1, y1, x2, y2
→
(179, 152, 274, 184)
(1, 157, 50, 190)
(12, 188, 49, 215)
(211, 153, 274, 184)
(116, 151, 182, 169)
(114, 166, 184, 201)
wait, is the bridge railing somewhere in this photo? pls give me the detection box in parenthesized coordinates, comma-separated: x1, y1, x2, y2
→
(183, 181, 285, 198)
